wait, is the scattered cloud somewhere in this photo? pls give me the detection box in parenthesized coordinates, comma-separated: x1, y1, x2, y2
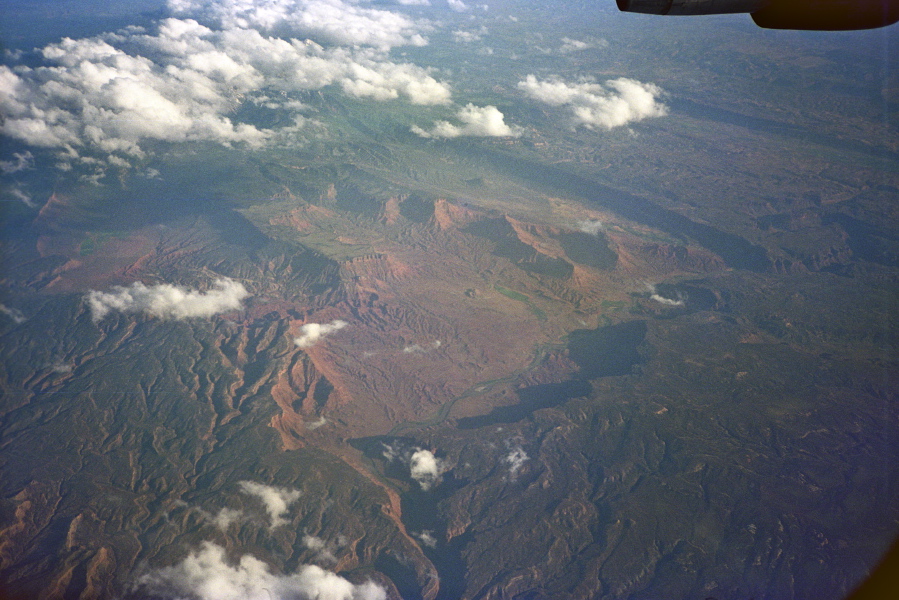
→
(302, 534, 343, 564)
(168, 0, 430, 50)
(412, 104, 519, 138)
(0, 151, 34, 174)
(1, 18, 450, 172)
(559, 37, 589, 53)
(238, 481, 302, 529)
(504, 446, 528, 478)
(413, 530, 438, 548)
(576, 219, 605, 236)
(452, 26, 487, 43)
(305, 415, 328, 430)
(647, 284, 685, 307)
(213, 508, 245, 531)
(85, 277, 249, 322)
(518, 75, 667, 130)
(295, 319, 348, 349)
(8, 188, 37, 208)
(447, 0, 469, 11)
(0, 304, 27, 324)
(409, 449, 443, 491)
(402, 340, 441, 353)
(134, 542, 387, 600)
(382, 444, 444, 490)
(559, 37, 607, 53)
(196, 507, 245, 531)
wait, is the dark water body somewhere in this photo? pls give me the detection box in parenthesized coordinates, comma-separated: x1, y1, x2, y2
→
(651, 283, 722, 312)
(555, 231, 618, 270)
(824, 213, 899, 267)
(400, 196, 435, 223)
(567, 320, 647, 380)
(401, 472, 472, 600)
(465, 218, 575, 278)
(458, 321, 647, 430)
(374, 553, 424, 600)
(671, 98, 899, 166)
(464, 146, 771, 273)
(348, 436, 470, 599)
(335, 184, 383, 219)
(456, 380, 593, 430)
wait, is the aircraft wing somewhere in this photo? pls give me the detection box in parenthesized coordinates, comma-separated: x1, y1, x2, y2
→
(616, 0, 899, 30)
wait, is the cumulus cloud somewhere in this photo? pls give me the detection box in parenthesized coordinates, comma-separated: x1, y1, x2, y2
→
(302, 534, 343, 564)
(238, 481, 302, 529)
(647, 284, 685, 307)
(402, 340, 441, 353)
(447, 0, 469, 11)
(85, 277, 248, 322)
(194, 506, 245, 531)
(558, 37, 607, 53)
(0, 18, 450, 171)
(295, 319, 348, 349)
(452, 26, 487, 43)
(412, 104, 518, 139)
(518, 75, 667, 130)
(382, 444, 444, 490)
(168, 0, 430, 50)
(576, 219, 605, 236)
(0, 304, 27, 324)
(0, 151, 34, 174)
(135, 542, 386, 600)
(413, 530, 437, 548)
(8, 188, 37, 208)
(504, 446, 528, 478)
(409, 449, 443, 491)
(212, 508, 245, 531)
(305, 415, 328, 430)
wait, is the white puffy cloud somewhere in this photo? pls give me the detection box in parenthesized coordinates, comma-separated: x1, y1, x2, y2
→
(447, 0, 469, 11)
(0, 151, 34, 174)
(168, 0, 430, 50)
(558, 37, 607, 54)
(85, 277, 249, 322)
(295, 319, 348, 349)
(195, 506, 245, 531)
(382, 444, 444, 490)
(559, 37, 589, 53)
(576, 219, 605, 236)
(135, 542, 386, 600)
(238, 481, 302, 529)
(0, 304, 27, 324)
(412, 103, 518, 139)
(0, 18, 450, 170)
(517, 75, 667, 130)
(413, 530, 437, 548)
(409, 449, 442, 491)
(302, 534, 341, 564)
(402, 340, 440, 353)
(504, 446, 528, 478)
(339, 58, 451, 105)
(8, 188, 37, 208)
(212, 508, 245, 531)
(452, 26, 487, 43)
(647, 284, 685, 307)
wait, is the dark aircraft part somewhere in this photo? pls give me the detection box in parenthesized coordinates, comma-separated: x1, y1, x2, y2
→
(751, 0, 899, 30)
(616, 0, 768, 14)
(616, 0, 899, 29)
